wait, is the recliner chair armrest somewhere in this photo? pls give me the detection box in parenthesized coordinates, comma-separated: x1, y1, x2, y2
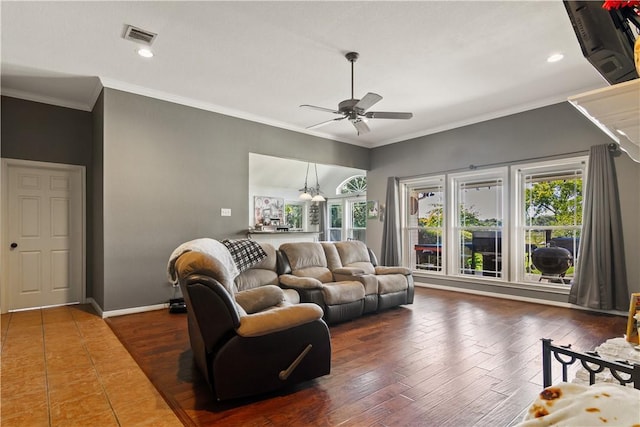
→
(235, 285, 285, 314)
(375, 266, 412, 275)
(279, 274, 323, 289)
(236, 303, 324, 337)
(332, 267, 366, 276)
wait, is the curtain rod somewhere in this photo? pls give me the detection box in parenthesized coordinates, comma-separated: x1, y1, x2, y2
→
(397, 149, 591, 182)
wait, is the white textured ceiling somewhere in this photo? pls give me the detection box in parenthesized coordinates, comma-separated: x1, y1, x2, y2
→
(1, 1, 609, 148)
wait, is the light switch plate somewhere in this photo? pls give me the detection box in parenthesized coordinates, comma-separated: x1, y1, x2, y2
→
(221, 208, 231, 217)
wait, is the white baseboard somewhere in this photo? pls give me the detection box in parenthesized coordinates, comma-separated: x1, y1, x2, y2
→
(86, 297, 168, 318)
(415, 282, 627, 317)
(84, 284, 627, 319)
(86, 298, 104, 317)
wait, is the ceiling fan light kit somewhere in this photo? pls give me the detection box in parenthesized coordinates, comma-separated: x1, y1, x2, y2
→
(301, 52, 413, 135)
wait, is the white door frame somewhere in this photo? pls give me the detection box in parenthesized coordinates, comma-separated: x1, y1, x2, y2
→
(1, 158, 86, 313)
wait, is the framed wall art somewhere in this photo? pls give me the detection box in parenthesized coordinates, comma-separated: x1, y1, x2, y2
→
(254, 196, 284, 226)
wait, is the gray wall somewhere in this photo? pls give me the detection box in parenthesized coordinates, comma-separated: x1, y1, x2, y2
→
(3, 93, 637, 312)
(368, 102, 640, 302)
(91, 91, 105, 307)
(1, 96, 92, 166)
(1, 95, 95, 298)
(99, 88, 369, 311)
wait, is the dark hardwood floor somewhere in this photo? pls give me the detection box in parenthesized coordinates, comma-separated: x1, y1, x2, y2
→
(106, 287, 627, 426)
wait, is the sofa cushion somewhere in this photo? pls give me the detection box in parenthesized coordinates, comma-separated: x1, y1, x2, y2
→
(377, 274, 408, 294)
(358, 274, 378, 296)
(175, 251, 236, 295)
(249, 243, 277, 271)
(321, 282, 365, 305)
(332, 271, 378, 296)
(334, 241, 376, 274)
(321, 243, 342, 271)
(235, 269, 279, 292)
(293, 266, 334, 283)
(280, 242, 328, 271)
(334, 240, 369, 264)
(279, 274, 324, 289)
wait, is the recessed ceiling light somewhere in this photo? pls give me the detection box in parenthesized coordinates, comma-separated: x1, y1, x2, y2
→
(137, 48, 154, 58)
(547, 53, 564, 63)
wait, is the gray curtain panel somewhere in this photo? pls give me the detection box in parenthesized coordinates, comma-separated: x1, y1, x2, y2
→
(569, 144, 629, 311)
(381, 176, 400, 266)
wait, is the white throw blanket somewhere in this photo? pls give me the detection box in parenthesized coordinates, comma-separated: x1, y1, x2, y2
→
(167, 238, 239, 284)
(574, 338, 640, 385)
(516, 382, 640, 426)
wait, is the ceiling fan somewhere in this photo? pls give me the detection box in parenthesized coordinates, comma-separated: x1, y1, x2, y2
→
(300, 52, 413, 135)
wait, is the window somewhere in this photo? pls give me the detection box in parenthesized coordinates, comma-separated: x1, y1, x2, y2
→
(328, 198, 366, 242)
(450, 169, 506, 278)
(338, 175, 367, 194)
(327, 175, 367, 242)
(399, 156, 586, 292)
(285, 202, 304, 230)
(348, 199, 367, 242)
(403, 177, 445, 272)
(328, 202, 343, 241)
(513, 158, 586, 285)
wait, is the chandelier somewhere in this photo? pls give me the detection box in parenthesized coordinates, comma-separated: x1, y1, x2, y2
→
(299, 163, 325, 202)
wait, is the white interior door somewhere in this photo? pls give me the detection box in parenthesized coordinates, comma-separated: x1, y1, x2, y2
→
(4, 161, 84, 311)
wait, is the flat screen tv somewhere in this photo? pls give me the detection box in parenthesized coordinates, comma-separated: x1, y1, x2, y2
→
(563, 0, 639, 84)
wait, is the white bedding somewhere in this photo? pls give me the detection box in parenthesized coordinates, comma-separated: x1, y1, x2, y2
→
(516, 382, 640, 426)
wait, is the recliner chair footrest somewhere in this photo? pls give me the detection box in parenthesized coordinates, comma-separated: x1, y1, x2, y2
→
(324, 300, 364, 324)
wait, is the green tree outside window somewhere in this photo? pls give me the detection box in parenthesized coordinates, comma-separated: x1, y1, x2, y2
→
(285, 204, 303, 229)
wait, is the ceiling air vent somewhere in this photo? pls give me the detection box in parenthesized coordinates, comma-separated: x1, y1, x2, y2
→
(123, 25, 157, 45)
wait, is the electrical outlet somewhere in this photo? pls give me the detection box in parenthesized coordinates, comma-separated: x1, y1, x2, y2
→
(221, 208, 231, 217)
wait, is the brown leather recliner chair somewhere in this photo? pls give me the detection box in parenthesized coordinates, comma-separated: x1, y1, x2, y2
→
(175, 251, 331, 401)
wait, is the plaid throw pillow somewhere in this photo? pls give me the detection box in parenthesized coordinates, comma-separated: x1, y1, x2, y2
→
(221, 239, 268, 273)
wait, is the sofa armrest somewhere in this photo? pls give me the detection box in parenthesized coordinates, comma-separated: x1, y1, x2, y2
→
(236, 303, 324, 337)
(375, 266, 412, 275)
(235, 285, 284, 314)
(279, 274, 324, 289)
(332, 267, 366, 276)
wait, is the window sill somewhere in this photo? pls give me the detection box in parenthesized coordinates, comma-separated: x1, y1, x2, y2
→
(412, 270, 571, 295)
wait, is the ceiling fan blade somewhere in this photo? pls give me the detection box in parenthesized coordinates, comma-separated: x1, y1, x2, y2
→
(364, 111, 413, 120)
(306, 116, 346, 130)
(351, 119, 370, 135)
(300, 104, 341, 115)
(354, 92, 382, 111)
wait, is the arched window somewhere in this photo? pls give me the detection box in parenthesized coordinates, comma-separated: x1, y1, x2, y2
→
(329, 175, 367, 243)
(337, 175, 367, 195)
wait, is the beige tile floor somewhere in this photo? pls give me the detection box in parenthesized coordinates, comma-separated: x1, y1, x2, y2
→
(0, 305, 183, 426)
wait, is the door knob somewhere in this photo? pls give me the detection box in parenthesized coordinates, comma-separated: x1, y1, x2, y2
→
(10, 242, 17, 249)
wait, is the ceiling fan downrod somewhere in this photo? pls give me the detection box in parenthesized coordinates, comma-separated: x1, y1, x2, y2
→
(346, 52, 359, 100)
